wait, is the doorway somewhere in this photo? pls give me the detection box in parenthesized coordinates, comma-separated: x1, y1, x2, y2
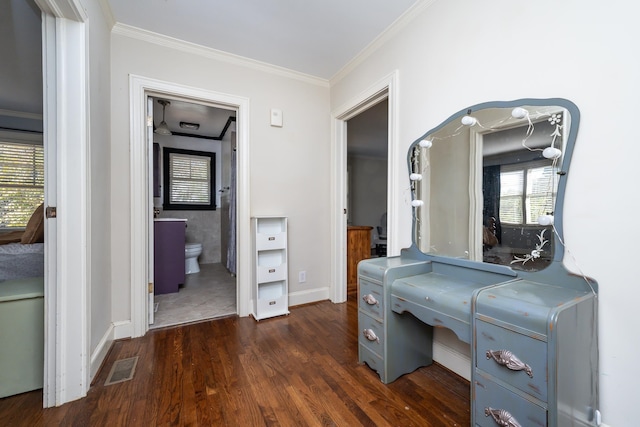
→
(345, 99, 389, 293)
(330, 71, 399, 304)
(129, 76, 251, 338)
(148, 96, 237, 329)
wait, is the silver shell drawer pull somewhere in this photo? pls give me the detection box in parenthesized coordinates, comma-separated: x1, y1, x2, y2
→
(486, 349, 533, 378)
(362, 294, 379, 306)
(363, 329, 379, 343)
(484, 407, 522, 427)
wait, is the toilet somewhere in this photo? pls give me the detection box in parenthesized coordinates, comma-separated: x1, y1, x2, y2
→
(185, 243, 202, 274)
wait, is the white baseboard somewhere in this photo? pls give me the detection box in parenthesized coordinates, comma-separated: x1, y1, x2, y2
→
(90, 324, 114, 381)
(432, 340, 471, 381)
(113, 320, 133, 339)
(288, 286, 331, 307)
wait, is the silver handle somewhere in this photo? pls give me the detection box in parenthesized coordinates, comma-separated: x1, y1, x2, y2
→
(486, 349, 533, 378)
(362, 294, 379, 306)
(484, 407, 522, 427)
(363, 329, 379, 343)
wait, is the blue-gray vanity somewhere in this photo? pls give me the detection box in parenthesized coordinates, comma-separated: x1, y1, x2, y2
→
(358, 99, 598, 427)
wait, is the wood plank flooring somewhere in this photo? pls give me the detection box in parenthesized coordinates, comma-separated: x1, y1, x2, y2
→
(0, 294, 470, 426)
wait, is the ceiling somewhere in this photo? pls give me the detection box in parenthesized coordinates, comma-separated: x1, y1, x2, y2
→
(151, 97, 235, 141)
(107, 0, 421, 80)
(3, 0, 413, 155)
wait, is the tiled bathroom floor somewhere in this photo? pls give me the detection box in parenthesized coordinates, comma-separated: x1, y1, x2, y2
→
(150, 263, 237, 329)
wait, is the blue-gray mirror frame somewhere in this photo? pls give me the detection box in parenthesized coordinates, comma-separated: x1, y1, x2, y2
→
(408, 98, 580, 270)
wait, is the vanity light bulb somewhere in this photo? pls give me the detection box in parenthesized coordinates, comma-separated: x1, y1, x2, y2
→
(411, 200, 424, 207)
(511, 107, 529, 119)
(538, 215, 554, 226)
(409, 173, 423, 181)
(461, 116, 477, 126)
(419, 139, 432, 148)
(543, 147, 562, 159)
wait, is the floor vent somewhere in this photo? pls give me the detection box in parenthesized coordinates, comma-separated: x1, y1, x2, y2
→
(104, 356, 138, 386)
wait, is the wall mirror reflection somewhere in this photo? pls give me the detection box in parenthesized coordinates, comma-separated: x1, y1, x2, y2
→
(410, 99, 579, 272)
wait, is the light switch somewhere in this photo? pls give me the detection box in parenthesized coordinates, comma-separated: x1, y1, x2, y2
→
(270, 108, 283, 127)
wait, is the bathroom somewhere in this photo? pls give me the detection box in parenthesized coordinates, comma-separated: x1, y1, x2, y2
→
(151, 96, 237, 328)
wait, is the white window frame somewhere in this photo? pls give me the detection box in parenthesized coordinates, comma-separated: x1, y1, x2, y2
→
(499, 159, 555, 226)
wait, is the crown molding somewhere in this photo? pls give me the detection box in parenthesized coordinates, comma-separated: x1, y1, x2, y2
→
(330, 0, 437, 85)
(97, 0, 116, 29)
(112, 23, 330, 88)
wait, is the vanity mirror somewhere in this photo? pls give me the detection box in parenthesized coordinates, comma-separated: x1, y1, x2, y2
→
(409, 98, 579, 272)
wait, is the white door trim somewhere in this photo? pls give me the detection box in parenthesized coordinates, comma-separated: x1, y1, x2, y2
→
(38, 0, 90, 407)
(330, 71, 399, 303)
(129, 75, 251, 338)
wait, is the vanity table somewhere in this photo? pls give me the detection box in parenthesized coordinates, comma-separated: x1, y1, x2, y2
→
(358, 99, 598, 427)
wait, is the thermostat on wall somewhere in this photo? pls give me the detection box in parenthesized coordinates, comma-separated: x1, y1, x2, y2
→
(270, 108, 283, 127)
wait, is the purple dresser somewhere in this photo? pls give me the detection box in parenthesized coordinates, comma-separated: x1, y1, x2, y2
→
(154, 219, 186, 294)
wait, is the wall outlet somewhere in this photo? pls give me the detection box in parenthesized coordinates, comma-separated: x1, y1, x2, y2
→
(298, 271, 306, 283)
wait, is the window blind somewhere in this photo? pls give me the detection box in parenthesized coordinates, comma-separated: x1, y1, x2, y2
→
(0, 142, 44, 228)
(169, 152, 210, 205)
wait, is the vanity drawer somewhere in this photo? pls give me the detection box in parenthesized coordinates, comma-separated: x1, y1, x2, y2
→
(474, 373, 547, 427)
(359, 278, 384, 319)
(476, 320, 547, 401)
(359, 343, 384, 379)
(358, 312, 384, 357)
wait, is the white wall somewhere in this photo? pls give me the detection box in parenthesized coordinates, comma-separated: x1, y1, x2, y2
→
(330, 0, 639, 424)
(110, 34, 332, 322)
(84, 0, 113, 374)
(348, 156, 387, 230)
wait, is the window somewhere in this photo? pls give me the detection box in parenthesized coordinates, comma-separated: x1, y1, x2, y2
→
(0, 141, 44, 228)
(163, 147, 216, 210)
(499, 161, 554, 225)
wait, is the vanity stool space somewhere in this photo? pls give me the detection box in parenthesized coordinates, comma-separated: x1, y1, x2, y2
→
(357, 99, 599, 427)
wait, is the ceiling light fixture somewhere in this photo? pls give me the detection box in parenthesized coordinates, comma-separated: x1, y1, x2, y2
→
(155, 100, 172, 135)
(179, 121, 200, 130)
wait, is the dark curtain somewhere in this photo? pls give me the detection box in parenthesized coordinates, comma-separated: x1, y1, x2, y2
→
(482, 165, 501, 242)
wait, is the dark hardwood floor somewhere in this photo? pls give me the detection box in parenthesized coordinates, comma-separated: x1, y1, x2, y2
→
(0, 293, 470, 426)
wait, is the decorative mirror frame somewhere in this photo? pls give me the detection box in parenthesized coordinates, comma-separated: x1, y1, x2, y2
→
(407, 98, 582, 275)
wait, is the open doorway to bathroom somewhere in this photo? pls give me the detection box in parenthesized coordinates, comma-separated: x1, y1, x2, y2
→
(148, 96, 237, 329)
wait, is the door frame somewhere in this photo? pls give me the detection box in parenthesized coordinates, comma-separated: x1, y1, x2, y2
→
(330, 71, 399, 302)
(37, 0, 90, 407)
(129, 75, 251, 337)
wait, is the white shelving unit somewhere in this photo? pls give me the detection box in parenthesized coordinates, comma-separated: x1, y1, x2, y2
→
(251, 216, 289, 320)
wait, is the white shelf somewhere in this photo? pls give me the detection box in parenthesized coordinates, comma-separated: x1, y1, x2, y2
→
(252, 217, 289, 320)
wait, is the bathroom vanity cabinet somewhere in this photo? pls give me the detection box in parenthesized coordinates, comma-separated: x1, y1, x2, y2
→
(154, 219, 186, 294)
(251, 216, 289, 320)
